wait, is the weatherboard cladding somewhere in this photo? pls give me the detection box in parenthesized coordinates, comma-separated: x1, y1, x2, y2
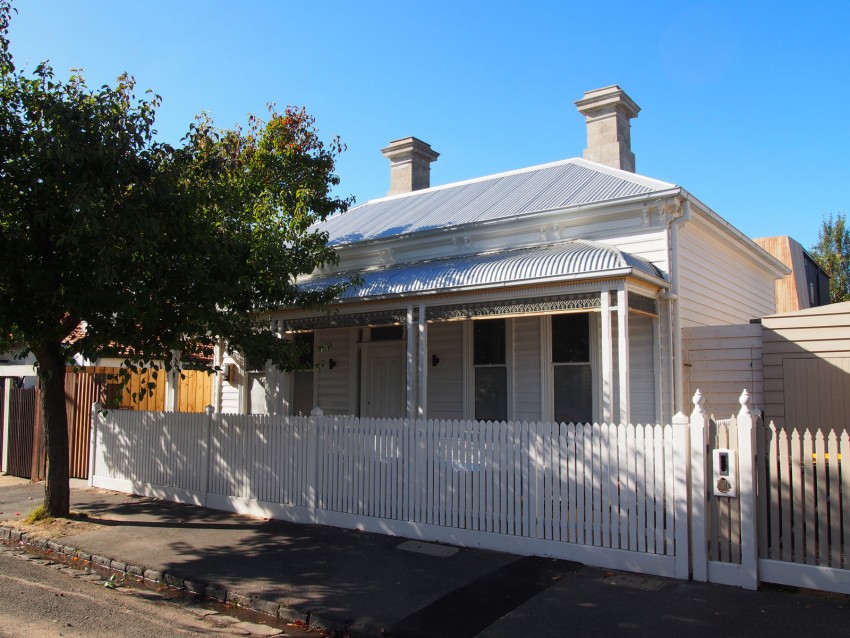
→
(319, 158, 674, 245)
(300, 240, 661, 300)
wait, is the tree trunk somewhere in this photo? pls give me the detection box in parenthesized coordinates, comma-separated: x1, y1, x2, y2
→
(33, 341, 70, 517)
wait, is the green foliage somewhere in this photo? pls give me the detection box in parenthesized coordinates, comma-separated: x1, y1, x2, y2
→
(0, 2, 353, 375)
(810, 212, 850, 303)
(0, 0, 354, 514)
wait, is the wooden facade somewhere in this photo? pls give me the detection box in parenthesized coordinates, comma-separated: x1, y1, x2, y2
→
(753, 236, 830, 313)
(762, 302, 850, 428)
(682, 302, 850, 426)
(683, 324, 764, 416)
(177, 370, 214, 413)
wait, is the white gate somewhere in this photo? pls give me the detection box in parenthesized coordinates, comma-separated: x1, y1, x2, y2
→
(690, 389, 850, 595)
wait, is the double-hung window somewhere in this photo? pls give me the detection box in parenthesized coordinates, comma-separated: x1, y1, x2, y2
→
(474, 319, 508, 422)
(552, 313, 592, 424)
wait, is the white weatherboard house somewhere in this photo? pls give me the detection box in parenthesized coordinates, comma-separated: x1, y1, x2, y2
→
(218, 85, 787, 425)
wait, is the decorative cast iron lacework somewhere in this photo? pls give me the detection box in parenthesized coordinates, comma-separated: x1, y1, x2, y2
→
(281, 291, 656, 331)
(426, 292, 601, 321)
(628, 293, 658, 316)
(282, 309, 412, 332)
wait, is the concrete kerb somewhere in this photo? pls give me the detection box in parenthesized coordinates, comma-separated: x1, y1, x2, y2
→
(0, 524, 290, 625)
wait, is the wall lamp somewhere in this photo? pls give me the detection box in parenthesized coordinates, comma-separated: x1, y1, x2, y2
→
(431, 354, 440, 367)
(328, 358, 337, 370)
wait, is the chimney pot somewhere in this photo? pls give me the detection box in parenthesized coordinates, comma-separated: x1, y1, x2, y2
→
(575, 85, 640, 172)
(381, 137, 439, 196)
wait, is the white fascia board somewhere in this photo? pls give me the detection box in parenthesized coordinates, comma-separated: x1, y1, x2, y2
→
(0, 364, 37, 376)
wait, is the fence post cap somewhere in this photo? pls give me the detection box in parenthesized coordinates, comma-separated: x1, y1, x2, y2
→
(204, 404, 215, 416)
(691, 389, 705, 415)
(738, 389, 751, 415)
(310, 406, 323, 417)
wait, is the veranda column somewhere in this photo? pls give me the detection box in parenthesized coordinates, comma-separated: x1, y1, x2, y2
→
(600, 290, 613, 422)
(417, 303, 428, 420)
(617, 288, 631, 425)
(406, 305, 416, 420)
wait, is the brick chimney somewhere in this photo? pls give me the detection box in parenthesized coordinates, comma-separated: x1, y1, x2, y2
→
(575, 85, 640, 173)
(381, 137, 439, 196)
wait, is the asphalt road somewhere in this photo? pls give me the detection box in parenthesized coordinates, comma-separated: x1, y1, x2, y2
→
(0, 547, 298, 637)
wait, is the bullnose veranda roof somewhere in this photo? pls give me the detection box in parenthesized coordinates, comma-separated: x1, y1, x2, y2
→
(317, 157, 677, 246)
(299, 240, 664, 300)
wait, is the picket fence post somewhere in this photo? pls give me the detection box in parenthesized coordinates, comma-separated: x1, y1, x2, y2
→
(689, 390, 708, 582)
(201, 405, 214, 507)
(672, 409, 691, 580)
(307, 407, 323, 521)
(88, 401, 101, 488)
(736, 389, 759, 590)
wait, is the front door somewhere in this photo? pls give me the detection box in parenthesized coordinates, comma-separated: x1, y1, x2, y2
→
(360, 342, 406, 418)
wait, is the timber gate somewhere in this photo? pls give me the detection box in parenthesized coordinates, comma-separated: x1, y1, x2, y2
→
(692, 390, 849, 594)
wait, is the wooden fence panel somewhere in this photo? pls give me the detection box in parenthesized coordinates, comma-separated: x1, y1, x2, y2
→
(7, 388, 37, 479)
(177, 370, 213, 413)
(758, 421, 849, 570)
(64, 371, 105, 479)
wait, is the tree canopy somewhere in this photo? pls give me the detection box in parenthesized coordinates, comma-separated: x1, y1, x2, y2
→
(0, 1, 353, 515)
(810, 212, 850, 304)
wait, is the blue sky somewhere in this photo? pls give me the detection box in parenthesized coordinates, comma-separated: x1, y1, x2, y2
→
(8, 0, 849, 248)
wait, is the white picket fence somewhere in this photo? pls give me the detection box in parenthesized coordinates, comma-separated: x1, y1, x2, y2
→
(89, 393, 850, 593)
(90, 409, 690, 579)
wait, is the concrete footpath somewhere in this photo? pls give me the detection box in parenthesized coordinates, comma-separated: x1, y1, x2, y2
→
(1, 475, 848, 637)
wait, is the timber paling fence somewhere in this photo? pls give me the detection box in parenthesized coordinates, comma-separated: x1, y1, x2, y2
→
(89, 391, 850, 593)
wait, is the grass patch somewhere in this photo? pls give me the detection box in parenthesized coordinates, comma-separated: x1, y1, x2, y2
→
(23, 505, 50, 524)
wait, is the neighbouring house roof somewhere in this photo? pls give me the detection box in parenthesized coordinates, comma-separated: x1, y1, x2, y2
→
(318, 158, 677, 246)
(300, 240, 665, 301)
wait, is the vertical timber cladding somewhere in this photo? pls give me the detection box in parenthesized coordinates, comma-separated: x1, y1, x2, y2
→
(7, 387, 36, 478)
(64, 371, 104, 479)
(177, 370, 214, 413)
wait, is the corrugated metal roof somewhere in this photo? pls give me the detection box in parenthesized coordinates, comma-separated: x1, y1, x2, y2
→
(319, 158, 677, 246)
(300, 240, 662, 300)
